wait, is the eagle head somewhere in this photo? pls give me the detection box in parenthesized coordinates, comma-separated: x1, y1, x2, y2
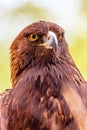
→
(10, 21, 71, 86)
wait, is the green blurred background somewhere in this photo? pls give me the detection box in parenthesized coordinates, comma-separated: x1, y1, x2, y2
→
(0, 0, 87, 92)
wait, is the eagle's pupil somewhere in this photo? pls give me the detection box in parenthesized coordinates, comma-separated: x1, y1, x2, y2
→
(32, 34, 36, 39)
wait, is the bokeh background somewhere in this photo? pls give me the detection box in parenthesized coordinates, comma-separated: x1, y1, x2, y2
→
(0, 0, 87, 92)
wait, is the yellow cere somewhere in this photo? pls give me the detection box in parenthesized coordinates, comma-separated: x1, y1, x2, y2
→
(29, 34, 39, 41)
(39, 43, 52, 49)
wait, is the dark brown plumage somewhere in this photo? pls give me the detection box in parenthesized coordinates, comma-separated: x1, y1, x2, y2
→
(0, 21, 87, 130)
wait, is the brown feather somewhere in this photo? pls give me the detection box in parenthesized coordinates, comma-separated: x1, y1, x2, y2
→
(0, 21, 87, 130)
(61, 82, 87, 130)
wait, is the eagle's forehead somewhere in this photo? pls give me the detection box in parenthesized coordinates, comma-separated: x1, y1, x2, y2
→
(23, 21, 49, 35)
(21, 21, 62, 36)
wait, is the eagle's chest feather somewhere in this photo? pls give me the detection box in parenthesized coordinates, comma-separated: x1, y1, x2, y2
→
(18, 66, 73, 128)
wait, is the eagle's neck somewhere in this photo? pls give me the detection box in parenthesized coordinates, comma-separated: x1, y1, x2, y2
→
(10, 48, 85, 92)
(10, 48, 57, 87)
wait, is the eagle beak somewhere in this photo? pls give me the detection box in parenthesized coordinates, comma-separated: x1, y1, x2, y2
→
(39, 31, 58, 51)
(46, 31, 58, 51)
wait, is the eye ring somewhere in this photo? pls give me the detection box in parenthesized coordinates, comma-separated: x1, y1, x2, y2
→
(29, 34, 40, 41)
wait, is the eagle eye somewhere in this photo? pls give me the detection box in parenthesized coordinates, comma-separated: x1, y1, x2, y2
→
(58, 34, 63, 41)
(29, 34, 40, 41)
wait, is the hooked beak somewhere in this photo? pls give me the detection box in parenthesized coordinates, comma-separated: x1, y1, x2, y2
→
(39, 31, 58, 51)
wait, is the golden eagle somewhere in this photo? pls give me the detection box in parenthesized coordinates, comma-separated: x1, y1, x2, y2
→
(0, 21, 87, 130)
